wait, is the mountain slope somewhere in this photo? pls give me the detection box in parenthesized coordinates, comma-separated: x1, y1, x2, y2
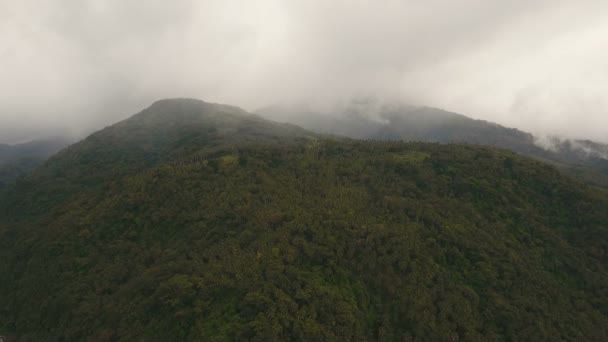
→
(1, 99, 607, 341)
(0, 99, 313, 219)
(0, 137, 72, 189)
(257, 102, 608, 188)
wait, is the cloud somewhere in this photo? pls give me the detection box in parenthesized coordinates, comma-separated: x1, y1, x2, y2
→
(1, 0, 607, 143)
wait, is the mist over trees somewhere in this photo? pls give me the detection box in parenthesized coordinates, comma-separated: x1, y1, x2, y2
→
(2, 1, 608, 340)
(1, 99, 606, 340)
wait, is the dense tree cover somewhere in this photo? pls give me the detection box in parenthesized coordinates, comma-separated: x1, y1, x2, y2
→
(0, 138, 71, 190)
(0, 158, 39, 190)
(258, 102, 608, 188)
(0, 99, 607, 341)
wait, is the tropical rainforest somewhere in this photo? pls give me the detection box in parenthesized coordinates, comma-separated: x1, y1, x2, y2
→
(258, 101, 608, 189)
(0, 99, 606, 341)
(0, 138, 71, 190)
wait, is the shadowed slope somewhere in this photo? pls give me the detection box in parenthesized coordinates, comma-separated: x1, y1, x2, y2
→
(0, 99, 606, 340)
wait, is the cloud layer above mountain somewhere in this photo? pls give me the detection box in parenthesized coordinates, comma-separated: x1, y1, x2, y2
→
(2, 0, 608, 142)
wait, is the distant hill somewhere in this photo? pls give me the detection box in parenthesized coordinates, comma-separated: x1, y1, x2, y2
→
(257, 101, 608, 188)
(0, 137, 72, 189)
(1, 99, 607, 340)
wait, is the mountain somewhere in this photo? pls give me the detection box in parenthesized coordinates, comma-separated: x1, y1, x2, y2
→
(1, 99, 607, 340)
(257, 101, 608, 188)
(0, 137, 72, 189)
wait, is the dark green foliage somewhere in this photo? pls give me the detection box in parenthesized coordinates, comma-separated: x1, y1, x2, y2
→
(0, 99, 607, 341)
(258, 103, 608, 188)
(0, 137, 71, 190)
(0, 159, 39, 189)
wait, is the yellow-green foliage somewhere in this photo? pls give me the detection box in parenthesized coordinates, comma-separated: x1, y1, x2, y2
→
(220, 153, 239, 166)
(1, 99, 607, 341)
(392, 151, 430, 165)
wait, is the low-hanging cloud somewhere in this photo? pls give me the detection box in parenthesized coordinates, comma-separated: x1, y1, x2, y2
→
(1, 0, 608, 143)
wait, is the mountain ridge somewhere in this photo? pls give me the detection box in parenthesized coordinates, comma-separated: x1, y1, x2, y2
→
(0, 137, 72, 190)
(1, 98, 607, 340)
(257, 102, 608, 188)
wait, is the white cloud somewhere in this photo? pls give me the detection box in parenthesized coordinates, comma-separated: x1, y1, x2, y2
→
(1, 0, 607, 142)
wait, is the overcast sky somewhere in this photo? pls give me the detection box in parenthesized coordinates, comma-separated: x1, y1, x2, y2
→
(1, 1, 608, 143)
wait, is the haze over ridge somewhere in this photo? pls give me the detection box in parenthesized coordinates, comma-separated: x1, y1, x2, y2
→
(2, 1, 608, 143)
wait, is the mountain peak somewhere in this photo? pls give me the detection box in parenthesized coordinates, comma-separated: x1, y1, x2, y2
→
(150, 97, 208, 106)
(146, 97, 244, 113)
(73, 98, 313, 163)
(127, 98, 249, 125)
(1, 98, 608, 340)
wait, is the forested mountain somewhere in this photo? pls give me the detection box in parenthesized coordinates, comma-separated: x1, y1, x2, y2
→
(1, 99, 607, 340)
(0, 137, 72, 189)
(258, 101, 608, 188)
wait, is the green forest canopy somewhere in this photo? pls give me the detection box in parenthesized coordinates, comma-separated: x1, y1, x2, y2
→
(0, 99, 606, 341)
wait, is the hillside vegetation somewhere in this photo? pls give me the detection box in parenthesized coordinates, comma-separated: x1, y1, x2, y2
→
(0, 137, 71, 190)
(1, 99, 607, 341)
(258, 101, 608, 188)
